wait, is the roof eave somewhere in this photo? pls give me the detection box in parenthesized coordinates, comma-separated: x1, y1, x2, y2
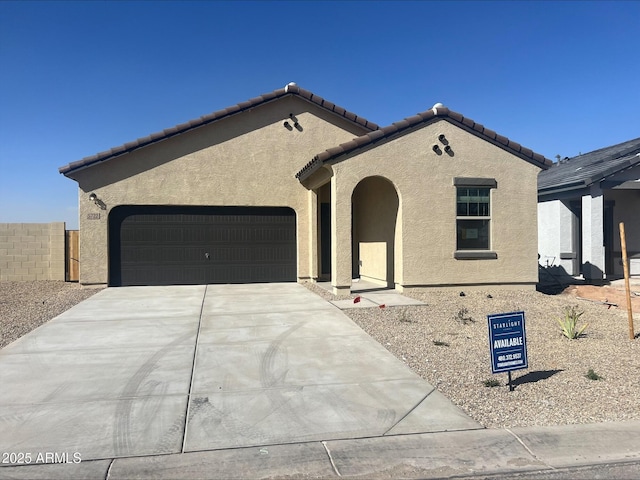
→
(297, 107, 552, 181)
(537, 153, 640, 194)
(60, 85, 379, 178)
(439, 117, 553, 170)
(537, 180, 588, 197)
(586, 155, 640, 186)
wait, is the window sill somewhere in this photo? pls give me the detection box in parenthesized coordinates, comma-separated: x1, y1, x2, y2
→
(454, 251, 498, 260)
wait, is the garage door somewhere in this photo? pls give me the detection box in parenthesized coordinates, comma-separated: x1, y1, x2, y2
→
(108, 206, 296, 286)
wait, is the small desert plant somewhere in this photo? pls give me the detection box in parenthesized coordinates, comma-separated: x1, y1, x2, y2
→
(398, 308, 414, 323)
(454, 307, 475, 325)
(557, 305, 588, 339)
(585, 369, 602, 381)
(483, 378, 501, 387)
(433, 340, 450, 347)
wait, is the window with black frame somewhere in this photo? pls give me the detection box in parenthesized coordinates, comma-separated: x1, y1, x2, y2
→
(456, 186, 491, 250)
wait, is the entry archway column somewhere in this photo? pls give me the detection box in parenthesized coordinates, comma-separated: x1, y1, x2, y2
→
(331, 174, 352, 296)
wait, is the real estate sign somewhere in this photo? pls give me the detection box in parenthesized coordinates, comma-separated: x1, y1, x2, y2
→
(487, 311, 528, 374)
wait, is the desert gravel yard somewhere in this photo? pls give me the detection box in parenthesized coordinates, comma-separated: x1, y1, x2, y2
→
(0, 281, 103, 349)
(1, 280, 638, 430)
(305, 283, 640, 429)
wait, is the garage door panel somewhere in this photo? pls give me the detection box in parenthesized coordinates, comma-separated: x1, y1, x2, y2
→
(109, 206, 296, 286)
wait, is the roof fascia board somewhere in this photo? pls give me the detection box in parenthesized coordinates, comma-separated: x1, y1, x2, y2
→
(600, 180, 638, 189)
(538, 183, 590, 201)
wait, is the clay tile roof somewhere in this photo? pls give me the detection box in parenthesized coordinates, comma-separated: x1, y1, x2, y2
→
(496, 135, 509, 145)
(59, 84, 379, 176)
(392, 119, 410, 130)
(367, 129, 386, 142)
(483, 129, 498, 141)
(448, 111, 464, 122)
(296, 106, 552, 180)
(507, 139, 521, 152)
(461, 117, 475, 128)
(415, 111, 433, 122)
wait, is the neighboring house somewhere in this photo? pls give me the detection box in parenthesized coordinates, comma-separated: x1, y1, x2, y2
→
(538, 138, 640, 281)
(59, 84, 551, 294)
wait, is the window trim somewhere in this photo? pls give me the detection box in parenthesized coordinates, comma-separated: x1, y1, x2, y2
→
(454, 177, 498, 188)
(454, 178, 497, 260)
(454, 250, 498, 260)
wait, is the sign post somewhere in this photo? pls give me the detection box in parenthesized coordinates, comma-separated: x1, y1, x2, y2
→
(619, 222, 635, 340)
(488, 311, 528, 391)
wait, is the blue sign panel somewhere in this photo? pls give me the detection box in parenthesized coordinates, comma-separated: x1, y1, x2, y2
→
(488, 311, 528, 374)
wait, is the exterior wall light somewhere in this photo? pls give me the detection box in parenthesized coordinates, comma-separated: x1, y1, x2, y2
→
(432, 145, 442, 154)
(88, 192, 106, 210)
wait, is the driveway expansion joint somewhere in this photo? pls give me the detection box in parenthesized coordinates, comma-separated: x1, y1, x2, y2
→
(180, 284, 208, 454)
(382, 386, 436, 436)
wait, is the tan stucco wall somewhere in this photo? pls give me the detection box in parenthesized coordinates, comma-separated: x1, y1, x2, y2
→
(0, 222, 66, 281)
(330, 119, 542, 292)
(69, 96, 368, 285)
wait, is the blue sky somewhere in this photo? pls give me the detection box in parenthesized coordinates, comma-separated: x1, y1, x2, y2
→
(1, 1, 639, 229)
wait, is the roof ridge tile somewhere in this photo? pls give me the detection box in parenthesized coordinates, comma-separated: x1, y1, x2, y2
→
(461, 117, 475, 128)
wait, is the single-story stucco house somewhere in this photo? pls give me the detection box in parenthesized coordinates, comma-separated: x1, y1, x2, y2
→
(59, 83, 552, 295)
(538, 137, 640, 281)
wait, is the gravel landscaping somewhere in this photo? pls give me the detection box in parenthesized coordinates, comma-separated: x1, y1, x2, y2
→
(0, 281, 103, 349)
(304, 282, 640, 429)
(1, 280, 637, 430)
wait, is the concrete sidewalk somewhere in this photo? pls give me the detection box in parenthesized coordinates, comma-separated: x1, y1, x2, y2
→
(1, 283, 638, 479)
(1, 420, 638, 479)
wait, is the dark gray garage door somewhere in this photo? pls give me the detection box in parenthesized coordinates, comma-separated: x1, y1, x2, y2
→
(108, 206, 296, 286)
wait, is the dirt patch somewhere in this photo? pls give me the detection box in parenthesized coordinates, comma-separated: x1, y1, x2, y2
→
(561, 284, 640, 313)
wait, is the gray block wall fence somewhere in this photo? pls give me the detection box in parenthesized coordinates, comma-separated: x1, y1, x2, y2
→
(0, 222, 66, 281)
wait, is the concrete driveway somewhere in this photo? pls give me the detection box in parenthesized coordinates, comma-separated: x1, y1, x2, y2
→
(0, 283, 480, 465)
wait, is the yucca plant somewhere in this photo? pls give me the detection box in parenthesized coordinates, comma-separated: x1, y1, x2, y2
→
(558, 305, 588, 339)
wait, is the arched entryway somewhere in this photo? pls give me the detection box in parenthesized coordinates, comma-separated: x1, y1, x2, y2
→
(351, 176, 400, 288)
